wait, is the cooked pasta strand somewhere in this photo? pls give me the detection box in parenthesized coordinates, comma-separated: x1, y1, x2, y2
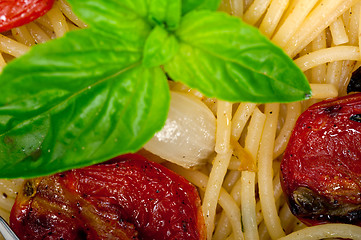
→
(347, 2, 361, 46)
(241, 171, 258, 240)
(294, 46, 361, 72)
(46, 3, 69, 38)
(273, 102, 301, 159)
(231, 103, 257, 141)
(166, 164, 244, 240)
(215, 101, 233, 154)
(230, 0, 244, 17)
(223, 170, 241, 192)
(243, 0, 272, 25)
(214, 107, 266, 240)
(259, 0, 289, 38)
(202, 152, 233, 240)
(310, 83, 339, 99)
(258, 221, 270, 240)
(326, 60, 343, 89)
(285, 0, 359, 57)
(244, 107, 266, 164)
(278, 224, 361, 240)
(359, 2, 361, 56)
(11, 26, 35, 46)
(279, 204, 298, 234)
(0, 53, 6, 71)
(26, 22, 52, 44)
(57, 0, 87, 28)
(258, 103, 285, 239)
(329, 17, 349, 45)
(203, 100, 233, 240)
(35, 15, 54, 30)
(219, 0, 244, 17)
(271, 0, 319, 47)
(0, 34, 30, 57)
(311, 31, 327, 83)
(338, 60, 357, 94)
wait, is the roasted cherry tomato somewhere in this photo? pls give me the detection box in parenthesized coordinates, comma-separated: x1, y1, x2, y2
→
(10, 154, 205, 240)
(0, 0, 54, 32)
(281, 93, 361, 226)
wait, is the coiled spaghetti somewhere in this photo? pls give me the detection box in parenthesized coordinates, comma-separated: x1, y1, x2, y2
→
(1, 0, 361, 239)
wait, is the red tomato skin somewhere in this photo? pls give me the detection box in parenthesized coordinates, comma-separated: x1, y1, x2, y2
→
(10, 154, 205, 240)
(0, 0, 54, 32)
(281, 93, 361, 226)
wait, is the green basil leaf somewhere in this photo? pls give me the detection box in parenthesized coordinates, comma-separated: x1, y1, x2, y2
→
(182, 0, 221, 14)
(0, 29, 169, 178)
(66, 0, 150, 31)
(165, 11, 311, 103)
(196, 0, 222, 11)
(143, 25, 179, 68)
(182, 0, 202, 14)
(0, 27, 149, 105)
(148, 0, 181, 30)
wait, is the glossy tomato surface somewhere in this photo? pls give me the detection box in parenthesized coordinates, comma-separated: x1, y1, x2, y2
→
(281, 93, 361, 226)
(0, 0, 54, 32)
(10, 154, 205, 240)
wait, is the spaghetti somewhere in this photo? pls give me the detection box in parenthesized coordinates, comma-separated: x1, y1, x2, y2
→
(1, 0, 361, 239)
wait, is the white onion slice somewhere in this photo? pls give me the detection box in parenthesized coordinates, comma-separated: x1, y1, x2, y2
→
(144, 91, 216, 168)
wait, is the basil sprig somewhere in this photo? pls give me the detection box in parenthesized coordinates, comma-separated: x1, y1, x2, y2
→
(0, 0, 311, 178)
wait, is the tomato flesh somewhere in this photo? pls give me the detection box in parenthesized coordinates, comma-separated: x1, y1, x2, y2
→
(281, 93, 361, 226)
(10, 154, 205, 239)
(0, 0, 54, 32)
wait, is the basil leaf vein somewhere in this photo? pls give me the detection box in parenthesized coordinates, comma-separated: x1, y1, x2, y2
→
(0, 28, 169, 178)
(165, 11, 311, 102)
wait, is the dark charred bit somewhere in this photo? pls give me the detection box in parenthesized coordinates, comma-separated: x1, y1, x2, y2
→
(23, 180, 36, 197)
(347, 66, 361, 94)
(350, 114, 361, 123)
(182, 220, 188, 232)
(289, 187, 361, 226)
(323, 105, 342, 117)
(75, 228, 87, 240)
(291, 187, 326, 215)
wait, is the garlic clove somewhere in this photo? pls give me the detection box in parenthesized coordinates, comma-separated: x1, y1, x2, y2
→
(144, 91, 216, 168)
